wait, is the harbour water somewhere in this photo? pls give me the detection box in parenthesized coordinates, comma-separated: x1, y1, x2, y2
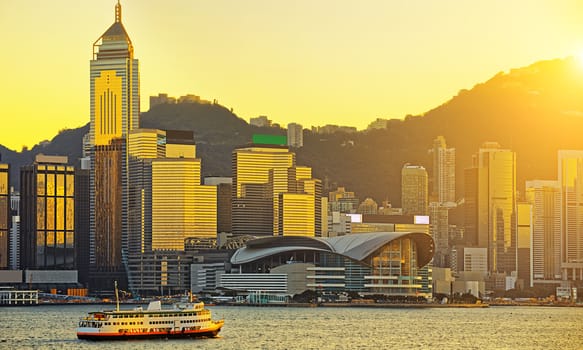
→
(1, 305, 582, 349)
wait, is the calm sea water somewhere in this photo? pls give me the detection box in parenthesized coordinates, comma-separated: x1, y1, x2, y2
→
(0, 304, 582, 349)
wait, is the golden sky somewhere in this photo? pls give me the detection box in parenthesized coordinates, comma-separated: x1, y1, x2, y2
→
(0, 0, 582, 151)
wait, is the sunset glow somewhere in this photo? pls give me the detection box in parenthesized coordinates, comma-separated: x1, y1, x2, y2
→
(1, 0, 583, 151)
(576, 49, 583, 68)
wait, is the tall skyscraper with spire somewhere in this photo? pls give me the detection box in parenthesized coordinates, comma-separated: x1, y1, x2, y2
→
(89, 1, 139, 289)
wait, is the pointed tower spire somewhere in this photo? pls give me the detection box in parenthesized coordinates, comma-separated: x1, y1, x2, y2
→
(115, 1, 122, 23)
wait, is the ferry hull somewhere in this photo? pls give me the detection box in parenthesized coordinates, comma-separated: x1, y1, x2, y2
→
(77, 321, 223, 341)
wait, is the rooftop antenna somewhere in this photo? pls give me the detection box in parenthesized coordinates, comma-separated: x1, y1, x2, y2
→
(115, 0, 122, 23)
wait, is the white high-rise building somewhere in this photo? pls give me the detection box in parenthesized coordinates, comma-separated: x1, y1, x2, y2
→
(401, 164, 428, 216)
(525, 180, 561, 282)
(431, 136, 455, 204)
(429, 202, 450, 268)
(287, 123, 303, 148)
(558, 150, 583, 281)
(463, 247, 488, 274)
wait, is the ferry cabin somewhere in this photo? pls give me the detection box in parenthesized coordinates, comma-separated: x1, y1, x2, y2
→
(78, 302, 215, 335)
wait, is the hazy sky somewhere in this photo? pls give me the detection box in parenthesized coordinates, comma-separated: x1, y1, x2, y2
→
(1, 0, 582, 151)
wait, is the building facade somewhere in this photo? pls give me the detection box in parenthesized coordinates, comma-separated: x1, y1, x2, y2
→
(232, 137, 321, 237)
(228, 232, 434, 297)
(430, 136, 455, 204)
(20, 155, 75, 270)
(124, 128, 218, 295)
(401, 164, 428, 216)
(558, 150, 583, 281)
(525, 180, 561, 283)
(429, 202, 449, 268)
(204, 177, 232, 233)
(89, 1, 140, 289)
(9, 189, 19, 269)
(463, 247, 488, 274)
(232, 145, 294, 236)
(357, 198, 378, 215)
(75, 168, 90, 285)
(517, 202, 533, 287)
(287, 123, 303, 148)
(328, 187, 359, 214)
(466, 142, 517, 275)
(0, 163, 9, 269)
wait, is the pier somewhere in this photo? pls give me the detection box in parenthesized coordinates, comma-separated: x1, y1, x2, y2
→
(0, 288, 39, 306)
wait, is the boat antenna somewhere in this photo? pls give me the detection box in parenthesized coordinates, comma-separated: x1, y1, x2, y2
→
(114, 281, 120, 312)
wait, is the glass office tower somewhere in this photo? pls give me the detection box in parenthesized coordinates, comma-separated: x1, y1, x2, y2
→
(89, 2, 139, 288)
(0, 163, 9, 269)
(20, 155, 75, 269)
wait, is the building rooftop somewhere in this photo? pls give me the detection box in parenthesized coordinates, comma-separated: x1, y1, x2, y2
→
(231, 231, 434, 268)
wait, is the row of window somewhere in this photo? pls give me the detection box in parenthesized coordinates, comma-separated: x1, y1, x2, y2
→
(99, 319, 210, 326)
(110, 311, 207, 318)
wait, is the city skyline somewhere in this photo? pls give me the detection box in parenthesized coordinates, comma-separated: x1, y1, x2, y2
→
(1, 2, 583, 308)
(2, 0, 583, 151)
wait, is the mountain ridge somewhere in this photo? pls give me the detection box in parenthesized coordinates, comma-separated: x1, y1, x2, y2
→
(2, 57, 582, 207)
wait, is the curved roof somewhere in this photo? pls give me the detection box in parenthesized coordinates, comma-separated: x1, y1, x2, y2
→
(231, 231, 434, 267)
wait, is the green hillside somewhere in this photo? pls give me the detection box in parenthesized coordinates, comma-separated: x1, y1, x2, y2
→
(3, 57, 583, 208)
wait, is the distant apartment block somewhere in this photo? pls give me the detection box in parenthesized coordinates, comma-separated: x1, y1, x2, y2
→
(366, 118, 389, 130)
(287, 123, 303, 148)
(430, 136, 455, 204)
(401, 164, 428, 216)
(250, 116, 272, 128)
(327, 211, 352, 236)
(357, 198, 378, 215)
(150, 93, 176, 107)
(429, 202, 449, 268)
(463, 247, 488, 274)
(311, 125, 357, 134)
(328, 187, 359, 214)
(149, 93, 212, 109)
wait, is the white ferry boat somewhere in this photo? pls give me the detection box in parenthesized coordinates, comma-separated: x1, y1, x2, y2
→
(77, 299, 224, 340)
